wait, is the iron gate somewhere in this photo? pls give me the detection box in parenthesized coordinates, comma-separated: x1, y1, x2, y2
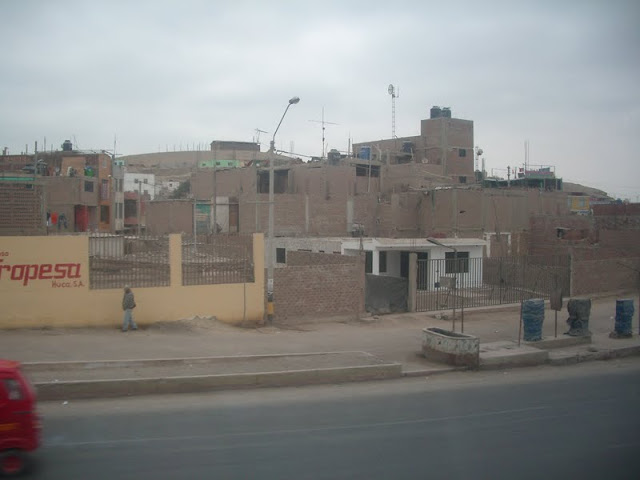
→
(415, 255, 571, 312)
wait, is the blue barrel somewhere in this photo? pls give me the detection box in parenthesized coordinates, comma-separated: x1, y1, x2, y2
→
(522, 299, 545, 342)
(613, 299, 635, 337)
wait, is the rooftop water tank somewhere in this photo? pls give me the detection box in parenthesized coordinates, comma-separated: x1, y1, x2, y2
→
(430, 106, 442, 119)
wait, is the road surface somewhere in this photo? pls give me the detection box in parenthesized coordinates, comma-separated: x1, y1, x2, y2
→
(26, 360, 640, 479)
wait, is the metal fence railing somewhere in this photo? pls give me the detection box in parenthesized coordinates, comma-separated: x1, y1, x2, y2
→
(181, 234, 254, 286)
(89, 234, 170, 289)
(416, 255, 570, 312)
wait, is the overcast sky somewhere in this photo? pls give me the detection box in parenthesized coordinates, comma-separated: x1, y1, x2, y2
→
(1, 0, 639, 199)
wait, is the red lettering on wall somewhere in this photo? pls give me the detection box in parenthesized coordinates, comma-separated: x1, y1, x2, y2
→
(10, 265, 26, 282)
(68, 264, 81, 279)
(38, 264, 53, 279)
(24, 265, 39, 286)
(0, 261, 82, 287)
(53, 264, 67, 279)
(0, 261, 10, 278)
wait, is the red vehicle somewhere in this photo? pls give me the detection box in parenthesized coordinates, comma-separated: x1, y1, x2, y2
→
(0, 360, 40, 476)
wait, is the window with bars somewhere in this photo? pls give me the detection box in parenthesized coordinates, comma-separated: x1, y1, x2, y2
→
(365, 251, 373, 273)
(445, 251, 469, 274)
(379, 251, 387, 273)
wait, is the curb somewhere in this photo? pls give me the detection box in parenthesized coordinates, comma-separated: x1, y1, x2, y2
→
(27, 344, 640, 401)
(34, 363, 403, 401)
(402, 366, 468, 378)
(22, 351, 377, 372)
(548, 344, 640, 366)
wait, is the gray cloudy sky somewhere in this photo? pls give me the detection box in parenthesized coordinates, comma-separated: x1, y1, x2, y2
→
(1, 0, 639, 199)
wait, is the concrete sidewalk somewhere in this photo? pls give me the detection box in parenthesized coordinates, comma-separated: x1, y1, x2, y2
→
(1, 294, 639, 399)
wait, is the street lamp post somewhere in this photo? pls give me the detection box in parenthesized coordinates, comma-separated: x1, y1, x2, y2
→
(267, 96, 300, 321)
(427, 237, 462, 333)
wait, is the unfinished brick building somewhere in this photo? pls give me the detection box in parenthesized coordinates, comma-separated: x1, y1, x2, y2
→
(0, 147, 123, 234)
(352, 106, 475, 181)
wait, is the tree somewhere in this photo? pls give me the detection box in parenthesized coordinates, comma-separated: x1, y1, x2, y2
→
(170, 180, 191, 199)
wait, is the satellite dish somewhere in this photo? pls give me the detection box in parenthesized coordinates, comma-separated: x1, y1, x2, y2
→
(388, 84, 394, 95)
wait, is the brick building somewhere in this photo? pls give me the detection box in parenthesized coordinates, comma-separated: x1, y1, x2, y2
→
(352, 106, 475, 182)
(150, 160, 571, 253)
(0, 145, 123, 234)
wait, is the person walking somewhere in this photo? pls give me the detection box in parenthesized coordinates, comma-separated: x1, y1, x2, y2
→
(122, 285, 138, 332)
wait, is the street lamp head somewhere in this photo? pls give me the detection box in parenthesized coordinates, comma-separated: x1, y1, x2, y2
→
(427, 237, 457, 252)
(289, 96, 300, 105)
(427, 237, 445, 248)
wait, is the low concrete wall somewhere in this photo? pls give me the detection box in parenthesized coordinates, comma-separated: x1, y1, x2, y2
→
(422, 327, 480, 368)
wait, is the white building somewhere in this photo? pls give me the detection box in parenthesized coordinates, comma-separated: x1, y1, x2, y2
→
(124, 173, 157, 199)
(273, 237, 486, 289)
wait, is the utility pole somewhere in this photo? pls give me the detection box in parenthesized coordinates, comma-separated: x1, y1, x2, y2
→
(367, 150, 372, 193)
(137, 180, 142, 237)
(267, 96, 300, 322)
(212, 158, 217, 235)
(193, 195, 197, 252)
(441, 118, 448, 176)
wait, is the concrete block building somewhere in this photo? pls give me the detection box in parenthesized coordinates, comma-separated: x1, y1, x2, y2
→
(0, 145, 123, 234)
(352, 106, 475, 183)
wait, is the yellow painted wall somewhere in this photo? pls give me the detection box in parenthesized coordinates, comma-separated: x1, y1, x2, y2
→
(0, 233, 264, 328)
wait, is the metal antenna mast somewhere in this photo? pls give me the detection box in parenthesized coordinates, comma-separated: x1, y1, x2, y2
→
(388, 84, 399, 138)
(308, 107, 338, 159)
(254, 128, 268, 146)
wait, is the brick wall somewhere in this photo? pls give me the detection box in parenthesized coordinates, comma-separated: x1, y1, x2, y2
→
(290, 165, 356, 197)
(420, 117, 474, 176)
(236, 187, 573, 241)
(44, 176, 97, 206)
(528, 214, 640, 260)
(593, 203, 640, 216)
(528, 211, 640, 295)
(146, 200, 193, 235)
(285, 250, 358, 266)
(0, 155, 31, 172)
(571, 257, 640, 296)
(353, 195, 379, 236)
(422, 189, 553, 239)
(352, 136, 423, 164)
(382, 163, 450, 192)
(0, 183, 46, 235)
(192, 168, 255, 198)
(274, 253, 365, 324)
(528, 215, 596, 257)
(309, 194, 349, 236)
(373, 193, 422, 237)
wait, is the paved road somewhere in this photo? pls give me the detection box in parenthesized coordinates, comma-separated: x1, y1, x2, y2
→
(27, 360, 640, 480)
